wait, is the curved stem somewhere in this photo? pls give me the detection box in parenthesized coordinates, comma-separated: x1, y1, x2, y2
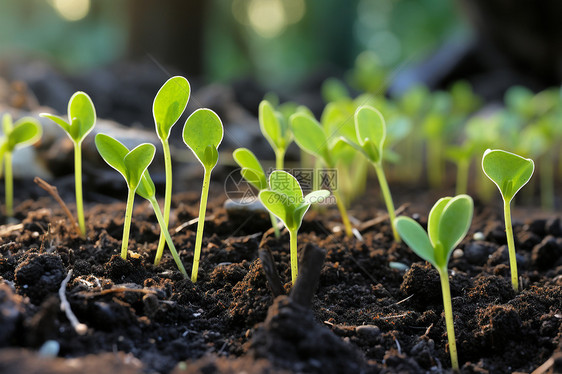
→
(289, 228, 298, 284)
(121, 188, 136, 259)
(191, 169, 211, 283)
(438, 268, 459, 371)
(155, 141, 172, 264)
(332, 188, 353, 237)
(149, 196, 187, 278)
(504, 201, 518, 292)
(4, 152, 13, 217)
(373, 162, 400, 242)
(75, 143, 86, 237)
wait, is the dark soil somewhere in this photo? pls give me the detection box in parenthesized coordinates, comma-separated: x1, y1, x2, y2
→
(0, 181, 561, 374)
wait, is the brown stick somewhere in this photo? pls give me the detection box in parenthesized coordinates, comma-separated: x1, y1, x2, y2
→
(34, 177, 81, 236)
(258, 248, 285, 298)
(289, 243, 326, 309)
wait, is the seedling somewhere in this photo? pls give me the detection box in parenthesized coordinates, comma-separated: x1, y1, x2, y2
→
(482, 149, 534, 292)
(259, 170, 329, 284)
(95, 134, 187, 277)
(259, 100, 293, 170)
(183, 108, 223, 283)
(41, 92, 96, 237)
(394, 194, 474, 371)
(153, 76, 190, 265)
(289, 111, 354, 236)
(0, 114, 42, 217)
(351, 106, 400, 242)
(233, 147, 280, 238)
(94, 134, 155, 259)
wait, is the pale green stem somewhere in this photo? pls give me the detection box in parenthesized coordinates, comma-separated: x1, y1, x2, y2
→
(504, 201, 519, 292)
(148, 196, 187, 278)
(455, 159, 469, 195)
(4, 152, 13, 217)
(155, 141, 172, 264)
(332, 188, 353, 237)
(269, 212, 280, 238)
(191, 169, 211, 283)
(75, 143, 86, 237)
(373, 162, 400, 242)
(275, 149, 285, 170)
(540, 154, 554, 211)
(438, 267, 459, 371)
(289, 228, 298, 284)
(121, 188, 136, 259)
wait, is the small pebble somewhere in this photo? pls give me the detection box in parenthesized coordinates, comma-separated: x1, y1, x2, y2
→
(473, 232, 485, 241)
(38, 340, 60, 357)
(356, 324, 381, 337)
(452, 249, 463, 259)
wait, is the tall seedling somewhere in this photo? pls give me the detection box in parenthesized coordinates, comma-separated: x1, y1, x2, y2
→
(482, 149, 534, 292)
(259, 170, 329, 284)
(153, 76, 190, 265)
(183, 109, 223, 283)
(395, 194, 474, 371)
(41, 92, 96, 237)
(0, 114, 42, 217)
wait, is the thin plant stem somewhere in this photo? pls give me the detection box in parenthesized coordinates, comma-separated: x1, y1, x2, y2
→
(4, 152, 13, 217)
(438, 268, 459, 371)
(155, 141, 172, 264)
(121, 188, 136, 259)
(269, 212, 280, 238)
(456, 159, 469, 195)
(275, 149, 285, 170)
(332, 188, 353, 237)
(373, 162, 400, 242)
(503, 201, 518, 292)
(148, 197, 187, 278)
(191, 169, 211, 283)
(74, 143, 86, 237)
(289, 228, 298, 284)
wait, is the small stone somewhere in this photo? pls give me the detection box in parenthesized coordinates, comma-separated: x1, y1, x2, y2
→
(473, 232, 485, 241)
(452, 249, 464, 259)
(356, 324, 381, 338)
(464, 242, 493, 265)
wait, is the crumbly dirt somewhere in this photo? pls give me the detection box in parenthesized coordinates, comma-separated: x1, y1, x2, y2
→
(0, 184, 561, 374)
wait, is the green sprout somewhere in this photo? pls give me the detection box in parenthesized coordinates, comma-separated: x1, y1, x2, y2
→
(259, 170, 329, 284)
(95, 134, 187, 277)
(95, 134, 155, 259)
(0, 114, 42, 217)
(41, 92, 96, 237)
(395, 194, 474, 371)
(183, 108, 223, 283)
(352, 106, 400, 242)
(152, 76, 190, 265)
(289, 111, 354, 237)
(233, 147, 280, 238)
(482, 149, 534, 292)
(259, 100, 293, 170)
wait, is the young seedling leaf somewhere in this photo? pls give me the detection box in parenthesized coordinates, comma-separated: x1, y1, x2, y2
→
(136, 171, 156, 200)
(303, 189, 330, 205)
(259, 100, 282, 150)
(259, 190, 290, 227)
(482, 149, 534, 202)
(290, 113, 331, 164)
(355, 106, 385, 163)
(427, 197, 451, 249)
(268, 169, 303, 209)
(183, 109, 223, 170)
(6, 118, 42, 151)
(394, 217, 435, 265)
(233, 148, 267, 190)
(153, 76, 190, 140)
(437, 195, 473, 263)
(94, 134, 128, 176)
(123, 144, 156, 190)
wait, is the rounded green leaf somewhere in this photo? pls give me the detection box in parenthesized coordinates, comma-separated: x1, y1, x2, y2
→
(6, 117, 42, 151)
(95, 133, 128, 177)
(39, 114, 70, 134)
(67, 92, 96, 143)
(183, 108, 223, 170)
(123, 143, 156, 190)
(427, 197, 451, 248)
(435, 194, 473, 267)
(233, 148, 267, 190)
(153, 76, 190, 140)
(394, 216, 436, 266)
(136, 170, 156, 200)
(259, 190, 291, 229)
(355, 106, 386, 153)
(290, 113, 331, 164)
(303, 189, 330, 205)
(268, 170, 303, 208)
(259, 100, 282, 151)
(482, 149, 534, 202)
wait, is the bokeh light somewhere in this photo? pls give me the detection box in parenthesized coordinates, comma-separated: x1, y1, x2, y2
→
(51, 0, 90, 22)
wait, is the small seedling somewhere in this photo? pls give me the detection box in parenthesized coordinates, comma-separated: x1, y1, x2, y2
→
(183, 108, 223, 283)
(259, 170, 329, 284)
(352, 106, 400, 242)
(233, 147, 280, 237)
(290, 111, 353, 236)
(482, 149, 534, 292)
(153, 76, 190, 265)
(95, 134, 187, 277)
(395, 194, 474, 371)
(95, 134, 155, 259)
(0, 114, 42, 217)
(259, 100, 293, 170)
(41, 92, 96, 237)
